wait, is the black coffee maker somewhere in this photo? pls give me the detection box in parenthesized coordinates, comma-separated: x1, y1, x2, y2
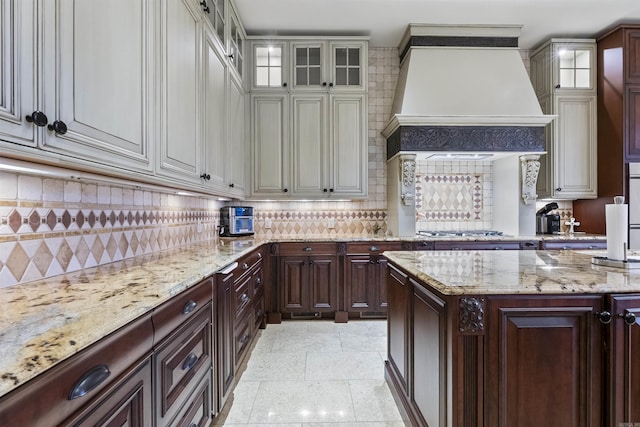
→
(536, 202, 561, 234)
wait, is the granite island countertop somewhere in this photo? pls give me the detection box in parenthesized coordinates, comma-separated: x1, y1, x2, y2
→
(384, 249, 640, 296)
(0, 232, 607, 399)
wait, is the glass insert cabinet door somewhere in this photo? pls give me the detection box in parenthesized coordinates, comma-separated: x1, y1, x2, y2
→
(333, 46, 361, 87)
(553, 44, 595, 90)
(254, 44, 284, 87)
(292, 42, 324, 88)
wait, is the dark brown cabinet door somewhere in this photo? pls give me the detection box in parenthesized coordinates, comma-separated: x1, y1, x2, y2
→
(309, 256, 337, 311)
(375, 257, 389, 311)
(626, 29, 640, 82)
(346, 255, 374, 310)
(487, 296, 603, 427)
(386, 264, 410, 391)
(280, 256, 309, 312)
(607, 294, 640, 425)
(279, 255, 337, 313)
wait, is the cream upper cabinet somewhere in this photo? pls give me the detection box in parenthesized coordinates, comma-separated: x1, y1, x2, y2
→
(227, 73, 247, 196)
(330, 94, 367, 196)
(291, 93, 328, 195)
(158, 0, 202, 183)
(530, 38, 597, 200)
(329, 41, 367, 91)
(0, 0, 37, 148)
(251, 41, 289, 90)
(202, 23, 227, 190)
(40, 0, 155, 174)
(250, 94, 289, 196)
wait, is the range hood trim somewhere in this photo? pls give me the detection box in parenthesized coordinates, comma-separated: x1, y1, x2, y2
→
(382, 114, 556, 137)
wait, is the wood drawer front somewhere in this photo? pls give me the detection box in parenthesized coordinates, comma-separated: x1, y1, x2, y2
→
(234, 318, 253, 367)
(412, 241, 435, 251)
(154, 304, 212, 426)
(346, 241, 404, 255)
(252, 267, 264, 297)
(234, 273, 253, 322)
(278, 242, 337, 255)
(153, 277, 213, 344)
(234, 249, 264, 277)
(0, 313, 153, 427)
(172, 374, 212, 427)
(542, 240, 607, 250)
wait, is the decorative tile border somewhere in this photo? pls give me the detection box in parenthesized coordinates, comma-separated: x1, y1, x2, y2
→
(415, 174, 483, 221)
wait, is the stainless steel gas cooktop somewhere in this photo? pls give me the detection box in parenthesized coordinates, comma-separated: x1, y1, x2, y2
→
(417, 230, 504, 237)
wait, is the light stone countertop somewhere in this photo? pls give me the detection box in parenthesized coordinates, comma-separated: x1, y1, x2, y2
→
(384, 249, 640, 296)
(0, 232, 607, 399)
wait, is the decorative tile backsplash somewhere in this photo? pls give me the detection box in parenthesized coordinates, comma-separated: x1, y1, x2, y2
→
(415, 160, 493, 231)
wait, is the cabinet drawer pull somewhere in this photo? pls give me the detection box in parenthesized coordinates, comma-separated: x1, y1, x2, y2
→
(256, 277, 261, 284)
(240, 334, 250, 344)
(256, 308, 264, 318)
(493, 246, 504, 250)
(69, 365, 111, 400)
(369, 246, 380, 252)
(452, 247, 461, 251)
(48, 120, 68, 135)
(258, 252, 262, 259)
(241, 293, 250, 303)
(303, 247, 313, 251)
(182, 353, 199, 371)
(242, 262, 249, 270)
(182, 300, 197, 315)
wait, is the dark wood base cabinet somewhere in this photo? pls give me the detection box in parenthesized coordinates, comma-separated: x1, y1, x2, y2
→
(385, 263, 640, 427)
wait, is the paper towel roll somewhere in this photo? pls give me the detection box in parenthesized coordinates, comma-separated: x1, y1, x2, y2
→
(606, 203, 628, 261)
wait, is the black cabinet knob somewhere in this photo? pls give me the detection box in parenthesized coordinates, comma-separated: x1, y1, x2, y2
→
(329, 82, 334, 87)
(26, 111, 48, 127)
(555, 84, 561, 89)
(48, 120, 68, 135)
(556, 187, 562, 191)
(283, 188, 288, 193)
(229, 183, 235, 188)
(283, 82, 288, 87)
(200, 0, 210, 13)
(620, 310, 637, 326)
(595, 311, 612, 324)
(323, 189, 328, 192)
(200, 173, 211, 181)
(329, 188, 334, 192)
(322, 82, 327, 87)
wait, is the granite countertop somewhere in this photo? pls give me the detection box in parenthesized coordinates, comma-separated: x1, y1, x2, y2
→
(384, 249, 640, 296)
(0, 237, 265, 398)
(0, 232, 607, 399)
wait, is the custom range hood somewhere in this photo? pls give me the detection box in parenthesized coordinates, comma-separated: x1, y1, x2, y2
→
(382, 24, 556, 160)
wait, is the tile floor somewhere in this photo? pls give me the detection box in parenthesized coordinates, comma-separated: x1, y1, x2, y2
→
(213, 319, 405, 427)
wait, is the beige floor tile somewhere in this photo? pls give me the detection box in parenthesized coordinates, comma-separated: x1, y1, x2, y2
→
(248, 380, 356, 423)
(305, 352, 384, 380)
(242, 352, 307, 381)
(349, 380, 404, 422)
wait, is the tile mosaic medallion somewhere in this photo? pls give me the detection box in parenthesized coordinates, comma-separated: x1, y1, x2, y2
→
(415, 174, 483, 221)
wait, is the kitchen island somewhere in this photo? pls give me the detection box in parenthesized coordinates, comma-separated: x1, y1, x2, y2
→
(383, 250, 640, 427)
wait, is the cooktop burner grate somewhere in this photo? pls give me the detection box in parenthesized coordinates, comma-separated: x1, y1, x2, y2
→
(417, 230, 504, 237)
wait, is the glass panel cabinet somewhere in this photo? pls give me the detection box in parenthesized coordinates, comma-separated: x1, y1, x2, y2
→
(255, 45, 284, 88)
(557, 48, 592, 89)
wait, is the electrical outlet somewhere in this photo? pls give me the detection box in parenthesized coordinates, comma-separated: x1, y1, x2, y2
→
(327, 218, 335, 229)
(264, 217, 272, 229)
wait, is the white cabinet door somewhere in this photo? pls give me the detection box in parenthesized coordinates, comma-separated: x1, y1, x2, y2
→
(251, 93, 289, 196)
(41, 0, 154, 173)
(329, 41, 367, 91)
(290, 42, 327, 90)
(227, 74, 246, 196)
(158, 0, 201, 182)
(202, 26, 227, 189)
(0, 0, 37, 148)
(330, 94, 367, 197)
(291, 93, 327, 195)
(552, 95, 597, 199)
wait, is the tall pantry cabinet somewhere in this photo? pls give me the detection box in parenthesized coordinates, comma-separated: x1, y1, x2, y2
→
(247, 37, 369, 199)
(529, 38, 598, 200)
(574, 25, 640, 234)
